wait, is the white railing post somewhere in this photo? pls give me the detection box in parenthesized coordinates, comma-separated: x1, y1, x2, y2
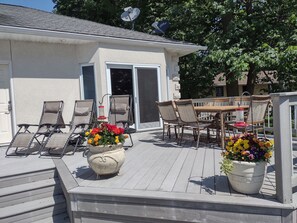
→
(271, 92, 297, 203)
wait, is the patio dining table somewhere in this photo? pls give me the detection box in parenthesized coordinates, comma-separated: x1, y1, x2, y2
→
(194, 105, 249, 149)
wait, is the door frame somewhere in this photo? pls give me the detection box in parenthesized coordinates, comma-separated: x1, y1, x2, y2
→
(0, 60, 16, 137)
(106, 62, 162, 131)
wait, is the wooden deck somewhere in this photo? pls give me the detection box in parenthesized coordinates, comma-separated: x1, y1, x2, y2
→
(2, 130, 297, 222)
(61, 130, 276, 200)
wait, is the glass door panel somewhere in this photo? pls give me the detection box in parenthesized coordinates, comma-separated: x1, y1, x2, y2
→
(135, 67, 160, 129)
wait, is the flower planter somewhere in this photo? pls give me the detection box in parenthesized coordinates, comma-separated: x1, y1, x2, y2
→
(87, 144, 125, 177)
(227, 160, 267, 194)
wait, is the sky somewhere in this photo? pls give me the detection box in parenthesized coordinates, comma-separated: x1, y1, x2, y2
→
(0, 0, 55, 12)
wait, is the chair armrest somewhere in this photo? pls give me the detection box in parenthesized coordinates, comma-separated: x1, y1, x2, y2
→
(17, 124, 32, 128)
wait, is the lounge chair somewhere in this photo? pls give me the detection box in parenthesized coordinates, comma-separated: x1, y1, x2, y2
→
(109, 95, 135, 147)
(6, 101, 64, 156)
(40, 99, 94, 157)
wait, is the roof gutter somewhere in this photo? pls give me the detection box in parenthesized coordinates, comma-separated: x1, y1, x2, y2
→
(0, 25, 206, 56)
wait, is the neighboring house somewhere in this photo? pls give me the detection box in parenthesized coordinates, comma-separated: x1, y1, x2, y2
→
(0, 4, 204, 144)
(213, 72, 278, 97)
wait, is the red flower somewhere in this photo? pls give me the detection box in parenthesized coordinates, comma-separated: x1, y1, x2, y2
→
(91, 128, 100, 135)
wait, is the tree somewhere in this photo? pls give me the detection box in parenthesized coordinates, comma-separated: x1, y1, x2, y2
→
(53, 0, 297, 97)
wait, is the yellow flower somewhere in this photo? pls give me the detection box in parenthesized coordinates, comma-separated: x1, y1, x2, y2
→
(243, 140, 249, 144)
(238, 145, 244, 151)
(115, 136, 119, 144)
(227, 141, 234, 146)
(85, 131, 90, 136)
(259, 141, 265, 147)
(87, 139, 93, 144)
(264, 151, 272, 159)
(265, 141, 272, 148)
(243, 143, 250, 149)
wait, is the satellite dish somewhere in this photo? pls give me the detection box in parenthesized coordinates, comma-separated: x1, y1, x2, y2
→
(121, 6, 140, 30)
(151, 20, 170, 36)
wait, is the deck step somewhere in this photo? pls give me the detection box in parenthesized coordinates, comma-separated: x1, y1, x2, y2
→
(0, 178, 61, 208)
(0, 167, 56, 188)
(32, 212, 70, 223)
(0, 195, 66, 222)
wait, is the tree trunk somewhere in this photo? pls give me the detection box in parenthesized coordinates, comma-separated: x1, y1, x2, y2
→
(226, 72, 239, 96)
(246, 63, 257, 95)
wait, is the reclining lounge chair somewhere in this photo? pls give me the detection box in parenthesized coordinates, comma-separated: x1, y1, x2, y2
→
(40, 99, 94, 157)
(6, 101, 64, 156)
(109, 95, 135, 147)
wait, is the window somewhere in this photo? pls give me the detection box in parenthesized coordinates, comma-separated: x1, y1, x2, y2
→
(81, 65, 96, 101)
(215, 86, 224, 97)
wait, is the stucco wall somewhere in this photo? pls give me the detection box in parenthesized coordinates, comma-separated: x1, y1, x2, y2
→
(98, 44, 168, 100)
(7, 40, 80, 125)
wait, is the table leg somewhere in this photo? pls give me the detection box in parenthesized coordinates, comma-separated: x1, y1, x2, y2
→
(220, 112, 225, 149)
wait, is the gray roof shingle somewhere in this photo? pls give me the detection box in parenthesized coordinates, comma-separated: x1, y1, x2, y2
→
(0, 3, 196, 47)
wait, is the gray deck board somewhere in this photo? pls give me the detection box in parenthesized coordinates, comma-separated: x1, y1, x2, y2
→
(186, 147, 206, 194)
(172, 148, 197, 193)
(159, 147, 189, 192)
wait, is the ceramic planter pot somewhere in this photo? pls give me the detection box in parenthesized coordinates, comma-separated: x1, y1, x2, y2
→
(87, 144, 125, 177)
(227, 160, 267, 194)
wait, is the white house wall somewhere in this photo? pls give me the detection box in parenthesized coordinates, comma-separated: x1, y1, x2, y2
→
(98, 43, 168, 100)
(3, 40, 81, 127)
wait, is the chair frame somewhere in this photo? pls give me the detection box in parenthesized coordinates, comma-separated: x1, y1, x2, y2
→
(156, 100, 181, 140)
(175, 99, 208, 148)
(6, 101, 64, 156)
(109, 95, 135, 148)
(227, 95, 271, 136)
(40, 99, 95, 157)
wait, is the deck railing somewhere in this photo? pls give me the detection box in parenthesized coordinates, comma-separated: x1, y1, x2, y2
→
(193, 96, 274, 134)
(271, 92, 297, 204)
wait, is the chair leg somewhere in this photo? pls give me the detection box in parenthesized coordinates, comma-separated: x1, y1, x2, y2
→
(179, 126, 184, 146)
(196, 130, 201, 149)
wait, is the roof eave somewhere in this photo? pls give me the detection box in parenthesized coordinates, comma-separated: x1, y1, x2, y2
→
(0, 25, 206, 56)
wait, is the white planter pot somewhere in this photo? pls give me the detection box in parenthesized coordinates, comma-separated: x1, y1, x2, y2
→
(87, 144, 125, 177)
(227, 160, 267, 194)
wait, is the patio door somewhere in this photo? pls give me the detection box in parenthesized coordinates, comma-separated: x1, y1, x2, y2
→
(107, 64, 161, 130)
(0, 64, 13, 144)
(134, 67, 160, 130)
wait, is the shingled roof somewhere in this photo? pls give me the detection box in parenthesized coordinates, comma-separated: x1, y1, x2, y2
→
(0, 3, 202, 53)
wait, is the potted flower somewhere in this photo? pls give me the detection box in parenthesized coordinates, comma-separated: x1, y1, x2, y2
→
(220, 133, 273, 194)
(84, 123, 127, 177)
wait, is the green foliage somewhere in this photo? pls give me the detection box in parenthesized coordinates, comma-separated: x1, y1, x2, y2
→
(53, 0, 297, 97)
(220, 157, 233, 175)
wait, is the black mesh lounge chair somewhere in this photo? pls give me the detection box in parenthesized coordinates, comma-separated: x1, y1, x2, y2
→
(6, 101, 64, 156)
(109, 95, 135, 147)
(40, 99, 94, 157)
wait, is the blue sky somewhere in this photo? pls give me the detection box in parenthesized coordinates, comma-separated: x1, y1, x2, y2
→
(0, 0, 55, 12)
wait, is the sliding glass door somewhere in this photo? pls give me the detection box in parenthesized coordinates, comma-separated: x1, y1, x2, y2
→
(107, 64, 161, 130)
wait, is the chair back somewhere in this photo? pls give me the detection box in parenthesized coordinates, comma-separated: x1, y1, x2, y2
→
(71, 99, 94, 128)
(155, 101, 179, 123)
(174, 99, 198, 124)
(246, 95, 270, 124)
(109, 95, 133, 126)
(39, 101, 64, 126)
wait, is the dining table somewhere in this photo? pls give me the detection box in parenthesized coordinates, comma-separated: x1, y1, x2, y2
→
(194, 105, 249, 149)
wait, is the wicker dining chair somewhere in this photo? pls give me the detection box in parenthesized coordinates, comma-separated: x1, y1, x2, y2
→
(174, 99, 209, 148)
(226, 95, 271, 136)
(156, 100, 182, 140)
